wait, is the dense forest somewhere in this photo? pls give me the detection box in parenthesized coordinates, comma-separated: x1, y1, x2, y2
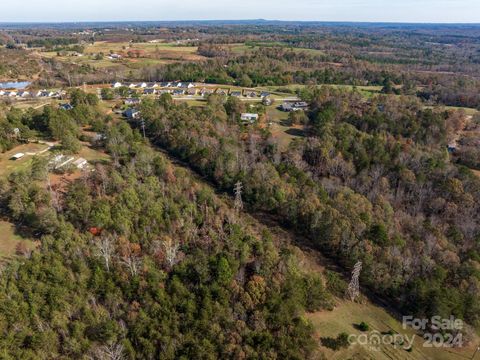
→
(0, 102, 336, 358)
(135, 90, 480, 329)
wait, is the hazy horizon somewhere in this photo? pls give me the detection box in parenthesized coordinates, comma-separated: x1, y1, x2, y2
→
(0, 0, 479, 24)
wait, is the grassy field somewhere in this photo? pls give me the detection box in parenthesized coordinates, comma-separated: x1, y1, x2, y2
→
(0, 142, 50, 177)
(228, 42, 326, 56)
(308, 299, 479, 360)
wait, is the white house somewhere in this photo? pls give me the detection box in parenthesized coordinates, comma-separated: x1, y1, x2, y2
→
(11, 153, 25, 160)
(112, 82, 123, 88)
(73, 158, 88, 169)
(240, 113, 259, 123)
(17, 91, 30, 97)
(0, 90, 5, 96)
(139, 82, 148, 88)
(187, 82, 195, 88)
(129, 83, 137, 89)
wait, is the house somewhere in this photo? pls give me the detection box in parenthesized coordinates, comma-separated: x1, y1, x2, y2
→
(176, 82, 183, 88)
(59, 103, 74, 110)
(17, 91, 30, 98)
(125, 98, 141, 105)
(139, 82, 148, 88)
(160, 82, 172, 88)
(73, 158, 88, 169)
(0, 90, 5, 96)
(246, 91, 258, 98)
(260, 92, 270, 98)
(187, 88, 197, 96)
(230, 91, 242, 97)
(187, 82, 195, 88)
(36, 90, 53, 97)
(240, 113, 259, 124)
(281, 101, 308, 112)
(11, 153, 25, 160)
(148, 83, 158, 88)
(108, 53, 122, 60)
(172, 89, 185, 96)
(112, 82, 122, 88)
(123, 108, 141, 120)
(262, 96, 273, 106)
(143, 88, 156, 95)
(217, 89, 229, 96)
(158, 89, 172, 94)
(128, 83, 138, 89)
(6, 91, 17, 97)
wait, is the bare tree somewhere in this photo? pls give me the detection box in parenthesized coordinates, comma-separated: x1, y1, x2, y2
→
(91, 343, 124, 360)
(95, 234, 115, 272)
(164, 237, 180, 267)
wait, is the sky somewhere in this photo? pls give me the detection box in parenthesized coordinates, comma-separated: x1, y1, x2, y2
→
(0, 0, 479, 23)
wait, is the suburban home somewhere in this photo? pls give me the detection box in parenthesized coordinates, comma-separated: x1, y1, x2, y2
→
(5, 91, 16, 97)
(260, 92, 270, 98)
(147, 83, 158, 88)
(281, 101, 308, 112)
(230, 91, 242, 97)
(123, 108, 141, 119)
(112, 82, 122, 88)
(240, 113, 259, 123)
(125, 98, 141, 105)
(73, 158, 88, 169)
(175, 82, 183, 88)
(246, 91, 258, 98)
(11, 153, 25, 160)
(262, 96, 273, 106)
(128, 83, 137, 89)
(217, 89, 229, 96)
(187, 82, 195, 88)
(173, 89, 185, 96)
(144, 88, 156, 95)
(0, 90, 5, 96)
(160, 82, 172, 88)
(158, 89, 172, 94)
(17, 91, 30, 98)
(59, 103, 74, 110)
(187, 88, 197, 95)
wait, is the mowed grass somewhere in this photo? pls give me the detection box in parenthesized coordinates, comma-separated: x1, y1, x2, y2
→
(0, 142, 50, 177)
(265, 104, 305, 150)
(308, 300, 479, 360)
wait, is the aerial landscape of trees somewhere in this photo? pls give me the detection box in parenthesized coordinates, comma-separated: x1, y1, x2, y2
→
(0, 21, 480, 359)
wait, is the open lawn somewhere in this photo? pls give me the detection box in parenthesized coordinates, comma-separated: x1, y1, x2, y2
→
(0, 142, 50, 177)
(265, 105, 305, 150)
(308, 299, 478, 360)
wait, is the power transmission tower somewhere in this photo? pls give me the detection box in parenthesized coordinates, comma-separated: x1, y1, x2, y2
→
(346, 261, 362, 302)
(234, 181, 243, 213)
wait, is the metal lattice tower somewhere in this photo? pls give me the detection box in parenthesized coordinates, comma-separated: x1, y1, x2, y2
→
(346, 261, 362, 302)
(234, 181, 243, 212)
